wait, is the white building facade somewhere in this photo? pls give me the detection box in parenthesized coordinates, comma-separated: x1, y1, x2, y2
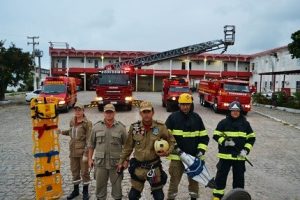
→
(250, 46, 300, 94)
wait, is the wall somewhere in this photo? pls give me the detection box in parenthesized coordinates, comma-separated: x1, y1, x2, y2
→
(250, 47, 300, 94)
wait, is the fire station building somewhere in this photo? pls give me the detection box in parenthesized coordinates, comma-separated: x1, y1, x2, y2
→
(49, 46, 300, 93)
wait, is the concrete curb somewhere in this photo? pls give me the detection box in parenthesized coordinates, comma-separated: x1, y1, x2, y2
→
(253, 103, 300, 114)
(254, 110, 300, 131)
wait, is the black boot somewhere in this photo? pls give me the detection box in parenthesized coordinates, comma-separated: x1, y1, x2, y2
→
(128, 188, 141, 200)
(67, 184, 79, 200)
(82, 185, 89, 200)
(152, 189, 164, 200)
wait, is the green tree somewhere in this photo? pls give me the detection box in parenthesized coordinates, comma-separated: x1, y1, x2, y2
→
(0, 40, 34, 101)
(288, 30, 300, 59)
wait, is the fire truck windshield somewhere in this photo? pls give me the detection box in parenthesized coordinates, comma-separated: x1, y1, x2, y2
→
(98, 74, 130, 86)
(169, 86, 190, 93)
(43, 84, 66, 94)
(224, 83, 250, 93)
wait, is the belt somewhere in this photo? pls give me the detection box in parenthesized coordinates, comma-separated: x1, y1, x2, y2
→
(135, 157, 161, 169)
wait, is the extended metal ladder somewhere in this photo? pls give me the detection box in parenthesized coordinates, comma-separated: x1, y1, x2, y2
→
(105, 25, 235, 70)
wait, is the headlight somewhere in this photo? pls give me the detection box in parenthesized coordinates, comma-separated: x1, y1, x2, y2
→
(245, 104, 251, 108)
(223, 103, 229, 107)
(95, 97, 103, 101)
(125, 96, 132, 101)
(171, 96, 176, 101)
(58, 100, 65, 105)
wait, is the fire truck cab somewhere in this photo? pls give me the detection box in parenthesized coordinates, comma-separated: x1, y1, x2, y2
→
(162, 77, 191, 112)
(95, 70, 133, 111)
(40, 76, 77, 112)
(198, 79, 252, 114)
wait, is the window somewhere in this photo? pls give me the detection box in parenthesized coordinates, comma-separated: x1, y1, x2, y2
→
(264, 81, 268, 88)
(62, 59, 66, 68)
(169, 86, 190, 93)
(182, 62, 186, 70)
(296, 81, 300, 93)
(189, 62, 192, 70)
(251, 63, 255, 71)
(223, 83, 250, 93)
(98, 74, 130, 86)
(224, 63, 228, 71)
(43, 84, 66, 94)
(94, 60, 99, 68)
(81, 58, 84, 63)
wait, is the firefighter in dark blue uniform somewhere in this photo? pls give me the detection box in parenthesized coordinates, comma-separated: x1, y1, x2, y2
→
(212, 101, 256, 200)
(166, 93, 209, 200)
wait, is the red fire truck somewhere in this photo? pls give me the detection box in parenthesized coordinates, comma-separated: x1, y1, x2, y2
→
(198, 79, 252, 114)
(40, 76, 77, 112)
(95, 69, 133, 111)
(162, 78, 191, 112)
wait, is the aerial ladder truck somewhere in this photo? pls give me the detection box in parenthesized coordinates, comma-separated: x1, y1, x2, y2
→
(94, 25, 236, 111)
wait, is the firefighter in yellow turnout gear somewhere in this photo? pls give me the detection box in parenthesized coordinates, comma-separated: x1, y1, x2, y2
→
(212, 101, 256, 199)
(117, 101, 176, 200)
(166, 93, 209, 200)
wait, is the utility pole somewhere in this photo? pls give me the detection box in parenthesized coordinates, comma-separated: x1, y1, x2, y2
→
(27, 36, 39, 90)
(35, 49, 43, 87)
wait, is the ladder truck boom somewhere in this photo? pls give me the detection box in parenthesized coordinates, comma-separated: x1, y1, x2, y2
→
(104, 25, 235, 70)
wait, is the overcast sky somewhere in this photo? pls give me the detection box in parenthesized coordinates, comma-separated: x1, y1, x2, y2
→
(1, 0, 299, 68)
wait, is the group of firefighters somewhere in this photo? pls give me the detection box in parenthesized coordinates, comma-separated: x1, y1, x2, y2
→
(58, 93, 256, 200)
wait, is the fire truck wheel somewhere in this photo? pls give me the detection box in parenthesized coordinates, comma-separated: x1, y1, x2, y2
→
(200, 95, 204, 106)
(213, 100, 219, 113)
(204, 101, 209, 107)
(64, 105, 70, 113)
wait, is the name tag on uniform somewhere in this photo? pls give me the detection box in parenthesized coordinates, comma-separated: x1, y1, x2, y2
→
(152, 127, 159, 135)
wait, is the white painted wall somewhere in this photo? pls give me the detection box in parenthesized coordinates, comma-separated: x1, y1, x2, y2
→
(250, 47, 300, 94)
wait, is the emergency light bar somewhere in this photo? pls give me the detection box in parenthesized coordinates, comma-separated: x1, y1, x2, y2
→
(99, 70, 127, 74)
